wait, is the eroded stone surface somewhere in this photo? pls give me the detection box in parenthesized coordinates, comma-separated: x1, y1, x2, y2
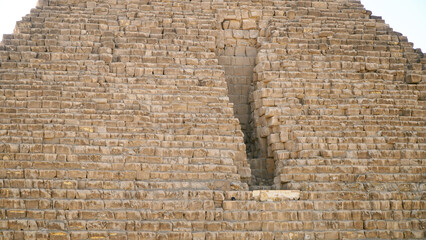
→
(253, 190, 300, 201)
(0, 0, 424, 238)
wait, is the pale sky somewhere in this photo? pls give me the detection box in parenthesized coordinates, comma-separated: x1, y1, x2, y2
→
(0, 0, 425, 52)
(361, 0, 426, 52)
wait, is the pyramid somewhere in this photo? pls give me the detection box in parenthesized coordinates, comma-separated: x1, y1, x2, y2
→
(0, 0, 424, 239)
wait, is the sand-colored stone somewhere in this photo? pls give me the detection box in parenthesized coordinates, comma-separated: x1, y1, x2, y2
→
(0, 0, 424, 239)
(252, 190, 300, 201)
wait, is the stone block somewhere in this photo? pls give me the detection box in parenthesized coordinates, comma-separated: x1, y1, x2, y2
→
(252, 190, 300, 201)
(86, 2, 96, 8)
(246, 47, 257, 57)
(312, 2, 328, 9)
(366, 63, 378, 71)
(233, 30, 244, 39)
(406, 74, 421, 84)
(242, 19, 257, 30)
(227, 20, 241, 29)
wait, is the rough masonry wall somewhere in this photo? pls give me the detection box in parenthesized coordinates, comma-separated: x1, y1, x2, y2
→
(0, 0, 425, 239)
(252, 0, 425, 193)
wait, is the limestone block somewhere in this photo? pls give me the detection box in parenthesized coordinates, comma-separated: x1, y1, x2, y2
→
(246, 47, 257, 57)
(406, 74, 421, 84)
(242, 19, 257, 30)
(86, 1, 96, 8)
(319, 31, 334, 38)
(250, 10, 262, 18)
(365, 63, 378, 71)
(233, 30, 244, 39)
(287, 11, 296, 19)
(228, 20, 241, 29)
(252, 190, 300, 201)
(312, 2, 328, 9)
(249, 30, 259, 39)
(235, 46, 246, 57)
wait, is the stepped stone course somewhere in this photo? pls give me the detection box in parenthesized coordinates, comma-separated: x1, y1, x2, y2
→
(0, 0, 424, 239)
